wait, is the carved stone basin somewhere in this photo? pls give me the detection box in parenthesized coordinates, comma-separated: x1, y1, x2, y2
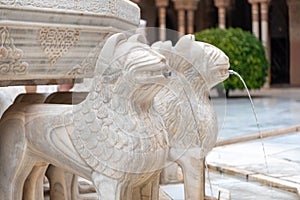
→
(0, 0, 140, 86)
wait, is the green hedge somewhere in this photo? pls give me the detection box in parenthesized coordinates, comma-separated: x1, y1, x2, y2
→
(195, 28, 268, 93)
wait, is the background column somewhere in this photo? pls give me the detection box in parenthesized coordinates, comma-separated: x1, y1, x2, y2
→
(155, 0, 169, 41)
(186, 0, 200, 34)
(187, 10, 195, 34)
(287, 0, 300, 85)
(178, 9, 185, 34)
(173, 0, 186, 35)
(214, 0, 231, 29)
(260, 0, 270, 60)
(248, 0, 260, 38)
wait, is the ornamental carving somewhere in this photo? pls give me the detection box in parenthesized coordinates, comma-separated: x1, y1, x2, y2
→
(37, 28, 80, 66)
(0, 27, 29, 75)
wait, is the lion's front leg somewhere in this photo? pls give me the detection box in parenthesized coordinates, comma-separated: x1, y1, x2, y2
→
(143, 173, 160, 200)
(170, 148, 205, 200)
(91, 171, 129, 200)
(131, 171, 161, 200)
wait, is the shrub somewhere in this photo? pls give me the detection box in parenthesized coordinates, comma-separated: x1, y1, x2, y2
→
(194, 28, 268, 95)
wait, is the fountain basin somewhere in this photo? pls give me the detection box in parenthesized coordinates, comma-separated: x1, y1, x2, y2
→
(0, 0, 140, 86)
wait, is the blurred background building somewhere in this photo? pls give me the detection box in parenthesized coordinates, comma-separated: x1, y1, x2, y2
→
(130, 0, 300, 87)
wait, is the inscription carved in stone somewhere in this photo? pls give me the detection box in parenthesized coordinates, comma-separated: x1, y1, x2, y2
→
(0, 27, 29, 75)
(37, 28, 80, 66)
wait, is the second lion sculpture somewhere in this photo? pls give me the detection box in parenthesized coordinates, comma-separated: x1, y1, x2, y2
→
(0, 33, 172, 200)
(151, 35, 230, 199)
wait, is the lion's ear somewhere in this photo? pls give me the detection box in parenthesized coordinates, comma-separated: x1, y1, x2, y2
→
(151, 40, 172, 52)
(100, 33, 127, 61)
(128, 34, 147, 44)
(174, 34, 194, 52)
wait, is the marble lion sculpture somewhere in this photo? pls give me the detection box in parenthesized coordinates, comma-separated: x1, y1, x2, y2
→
(0, 33, 172, 200)
(151, 35, 230, 200)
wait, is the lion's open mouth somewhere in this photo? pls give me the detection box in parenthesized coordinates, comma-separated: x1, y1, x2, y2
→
(209, 62, 230, 81)
(216, 63, 230, 80)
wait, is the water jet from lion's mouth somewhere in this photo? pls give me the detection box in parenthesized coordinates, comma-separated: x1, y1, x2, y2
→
(228, 69, 269, 173)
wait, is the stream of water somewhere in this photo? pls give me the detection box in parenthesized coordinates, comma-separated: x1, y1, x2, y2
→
(228, 70, 270, 173)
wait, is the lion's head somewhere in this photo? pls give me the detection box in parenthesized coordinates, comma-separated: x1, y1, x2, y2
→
(95, 33, 171, 111)
(152, 34, 230, 90)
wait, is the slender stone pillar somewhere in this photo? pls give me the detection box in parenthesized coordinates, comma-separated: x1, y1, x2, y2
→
(248, 0, 270, 87)
(187, 10, 195, 34)
(158, 7, 167, 40)
(248, 0, 260, 38)
(287, 0, 300, 85)
(186, 0, 200, 34)
(248, 0, 270, 58)
(173, 0, 200, 35)
(177, 9, 185, 34)
(218, 7, 226, 29)
(173, 0, 186, 35)
(155, 0, 169, 41)
(260, 0, 270, 60)
(214, 0, 230, 29)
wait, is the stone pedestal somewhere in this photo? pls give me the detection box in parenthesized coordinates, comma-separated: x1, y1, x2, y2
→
(0, 0, 140, 86)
